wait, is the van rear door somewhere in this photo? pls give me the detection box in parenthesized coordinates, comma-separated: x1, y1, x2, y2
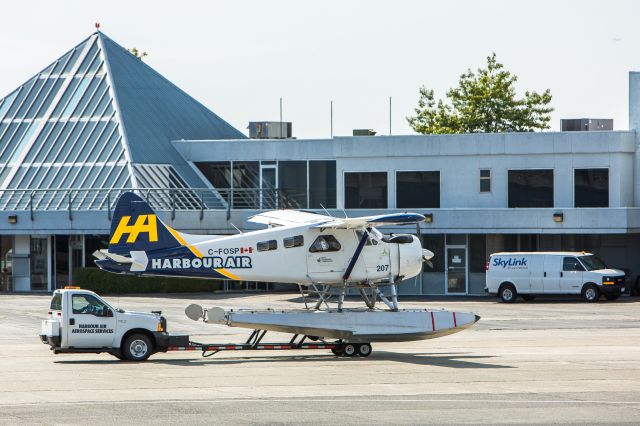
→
(542, 255, 562, 293)
(528, 256, 544, 293)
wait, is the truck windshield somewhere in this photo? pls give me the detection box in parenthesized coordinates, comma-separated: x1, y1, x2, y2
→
(50, 293, 62, 311)
(578, 255, 607, 271)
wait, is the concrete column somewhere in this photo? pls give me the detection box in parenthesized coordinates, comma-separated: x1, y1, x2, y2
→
(630, 72, 640, 130)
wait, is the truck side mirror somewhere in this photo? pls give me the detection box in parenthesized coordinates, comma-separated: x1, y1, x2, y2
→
(103, 307, 113, 317)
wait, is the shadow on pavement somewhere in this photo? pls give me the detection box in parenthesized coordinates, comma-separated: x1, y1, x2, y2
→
(55, 352, 512, 369)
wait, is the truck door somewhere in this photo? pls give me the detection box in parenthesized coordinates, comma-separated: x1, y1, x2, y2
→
(542, 255, 561, 293)
(65, 293, 116, 348)
(561, 257, 584, 294)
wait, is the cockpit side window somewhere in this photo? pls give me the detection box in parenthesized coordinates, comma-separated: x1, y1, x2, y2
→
(309, 235, 342, 253)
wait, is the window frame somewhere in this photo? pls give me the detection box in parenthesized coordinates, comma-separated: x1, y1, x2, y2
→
(308, 235, 342, 253)
(256, 240, 278, 252)
(343, 170, 389, 209)
(479, 168, 491, 194)
(563, 256, 585, 272)
(573, 167, 609, 208)
(507, 168, 555, 208)
(394, 169, 441, 209)
(283, 235, 304, 248)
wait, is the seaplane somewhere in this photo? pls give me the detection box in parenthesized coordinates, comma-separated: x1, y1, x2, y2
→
(94, 192, 479, 357)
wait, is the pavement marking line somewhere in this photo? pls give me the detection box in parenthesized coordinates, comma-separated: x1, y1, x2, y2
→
(1, 398, 640, 407)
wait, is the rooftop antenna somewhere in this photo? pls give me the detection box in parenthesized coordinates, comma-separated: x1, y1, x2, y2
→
(330, 100, 333, 138)
(389, 96, 392, 136)
(279, 97, 283, 139)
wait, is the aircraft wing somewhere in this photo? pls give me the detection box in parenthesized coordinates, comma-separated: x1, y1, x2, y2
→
(248, 210, 332, 227)
(312, 212, 426, 229)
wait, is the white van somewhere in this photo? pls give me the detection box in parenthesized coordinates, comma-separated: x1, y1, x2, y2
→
(485, 252, 625, 303)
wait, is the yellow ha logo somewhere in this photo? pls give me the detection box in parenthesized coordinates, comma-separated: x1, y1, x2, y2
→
(110, 215, 158, 244)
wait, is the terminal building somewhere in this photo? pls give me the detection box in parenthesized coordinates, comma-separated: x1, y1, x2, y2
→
(1, 31, 640, 295)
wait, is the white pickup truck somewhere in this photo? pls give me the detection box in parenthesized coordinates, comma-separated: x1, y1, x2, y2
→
(40, 287, 187, 361)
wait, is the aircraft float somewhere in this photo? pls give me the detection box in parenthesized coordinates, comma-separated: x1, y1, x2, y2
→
(93, 192, 479, 357)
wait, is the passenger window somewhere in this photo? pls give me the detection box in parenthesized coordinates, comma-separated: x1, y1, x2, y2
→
(283, 235, 304, 248)
(563, 257, 584, 272)
(72, 294, 108, 316)
(309, 235, 342, 253)
(257, 240, 277, 252)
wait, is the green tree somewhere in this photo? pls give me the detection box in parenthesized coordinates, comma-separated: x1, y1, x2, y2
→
(407, 53, 553, 134)
(128, 47, 148, 60)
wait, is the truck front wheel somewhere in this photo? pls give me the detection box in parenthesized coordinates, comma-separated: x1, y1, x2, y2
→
(123, 334, 153, 361)
(499, 284, 517, 303)
(582, 284, 601, 303)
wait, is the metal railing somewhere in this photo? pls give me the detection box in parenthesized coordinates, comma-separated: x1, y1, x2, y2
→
(0, 187, 306, 216)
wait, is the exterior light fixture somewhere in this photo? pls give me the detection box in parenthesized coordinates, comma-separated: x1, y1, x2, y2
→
(8, 215, 17, 224)
(424, 213, 433, 223)
(553, 212, 564, 223)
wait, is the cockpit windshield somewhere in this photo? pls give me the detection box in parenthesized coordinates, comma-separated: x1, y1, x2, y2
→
(578, 255, 607, 271)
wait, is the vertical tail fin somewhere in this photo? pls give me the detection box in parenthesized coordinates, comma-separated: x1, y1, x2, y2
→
(108, 192, 180, 255)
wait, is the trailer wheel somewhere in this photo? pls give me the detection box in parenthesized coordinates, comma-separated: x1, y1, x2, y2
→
(123, 333, 152, 362)
(357, 343, 372, 357)
(342, 343, 357, 357)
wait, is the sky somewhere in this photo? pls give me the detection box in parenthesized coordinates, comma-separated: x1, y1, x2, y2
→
(1, 0, 639, 139)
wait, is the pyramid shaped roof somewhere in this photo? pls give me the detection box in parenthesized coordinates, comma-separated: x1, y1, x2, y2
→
(0, 31, 244, 209)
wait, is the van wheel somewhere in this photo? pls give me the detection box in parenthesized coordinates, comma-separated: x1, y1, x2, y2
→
(604, 294, 620, 301)
(123, 334, 153, 361)
(499, 284, 517, 303)
(582, 284, 601, 303)
(522, 295, 536, 302)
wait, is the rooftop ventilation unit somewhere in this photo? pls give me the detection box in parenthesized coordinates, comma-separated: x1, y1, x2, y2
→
(560, 119, 613, 131)
(352, 129, 377, 136)
(248, 121, 292, 139)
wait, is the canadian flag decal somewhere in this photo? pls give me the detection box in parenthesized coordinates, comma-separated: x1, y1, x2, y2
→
(240, 247, 253, 254)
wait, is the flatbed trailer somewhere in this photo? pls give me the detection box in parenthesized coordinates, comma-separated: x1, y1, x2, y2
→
(163, 330, 370, 358)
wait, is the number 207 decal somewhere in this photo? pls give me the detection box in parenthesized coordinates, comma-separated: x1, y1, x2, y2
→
(376, 265, 390, 272)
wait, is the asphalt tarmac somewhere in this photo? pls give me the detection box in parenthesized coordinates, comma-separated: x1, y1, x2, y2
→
(1, 292, 640, 424)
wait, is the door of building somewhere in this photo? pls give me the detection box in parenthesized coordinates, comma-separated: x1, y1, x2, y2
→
(260, 164, 277, 209)
(446, 246, 467, 294)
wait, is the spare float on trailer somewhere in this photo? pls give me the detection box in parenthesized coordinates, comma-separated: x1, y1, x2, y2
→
(40, 288, 479, 361)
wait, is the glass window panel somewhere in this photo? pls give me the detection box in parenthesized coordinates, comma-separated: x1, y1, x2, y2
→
(83, 81, 108, 116)
(6, 166, 28, 189)
(469, 234, 487, 273)
(24, 122, 53, 162)
(40, 123, 73, 163)
(8, 120, 39, 165)
(309, 160, 336, 208)
(61, 45, 86, 75)
(50, 166, 68, 187)
(5, 80, 36, 118)
(0, 123, 28, 162)
(508, 170, 554, 208)
(101, 100, 114, 116)
(422, 234, 444, 272)
(195, 162, 231, 188)
(233, 162, 259, 188)
(61, 77, 91, 118)
(51, 50, 73, 75)
(41, 62, 56, 76)
(36, 78, 65, 118)
(71, 77, 102, 117)
(15, 78, 46, 118)
(0, 91, 18, 121)
(25, 78, 55, 119)
(100, 131, 123, 163)
(396, 171, 440, 208)
(74, 121, 106, 163)
(89, 60, 103, 75)
(76, 39, 98, 74)
(51, 78, 81, 118)
(574, 169, 608, 208)
(344, 172, 387, 208)
(33, 122, 65, 162)
(479, 169, 491, 193)
(278, 160, 307, 208)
